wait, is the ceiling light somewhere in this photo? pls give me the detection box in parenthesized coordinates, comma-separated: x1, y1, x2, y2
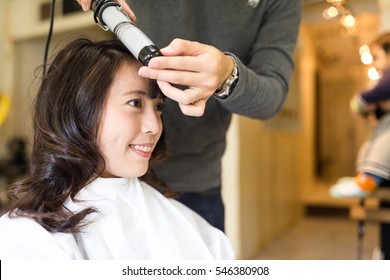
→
(368, 67, 379, 80)
(340, 14, 356, 28)
(359, 44, 370, 55)
(361, 52, 373, 65)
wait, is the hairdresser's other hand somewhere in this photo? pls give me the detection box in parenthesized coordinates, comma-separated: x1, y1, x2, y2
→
(379, 99, 390, 113)
(138, 39, 235, 117)
(349, 94, 375, 120)
(77, 0, 136, 22)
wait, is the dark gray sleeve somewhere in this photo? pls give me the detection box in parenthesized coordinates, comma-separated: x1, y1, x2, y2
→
(217, 0, 301, 120)
(361, 70, 390, 104)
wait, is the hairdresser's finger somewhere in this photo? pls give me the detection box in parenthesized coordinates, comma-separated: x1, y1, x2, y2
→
(139, 66, 203, 87)
(146, 56, 202, 72)
(157, 81, 206, 117)
(159, 80, 207, 102)
(117, 0, 137, 22)
(77, 0, 91, 11)
(178, 99, 206, 117)
(160, 39, 205, 57)
(156, 81, 196, 104)
(76, 0, 137, 22)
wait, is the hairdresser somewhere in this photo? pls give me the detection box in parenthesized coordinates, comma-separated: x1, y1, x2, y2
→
(77, 0, 301, 232)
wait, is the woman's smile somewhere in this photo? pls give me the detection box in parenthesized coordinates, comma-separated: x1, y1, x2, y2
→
(130, 144, 153, 158)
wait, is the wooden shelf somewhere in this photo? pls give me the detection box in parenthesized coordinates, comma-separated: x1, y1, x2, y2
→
(9, 0, 95, 42)
(302, 182, 378, 209)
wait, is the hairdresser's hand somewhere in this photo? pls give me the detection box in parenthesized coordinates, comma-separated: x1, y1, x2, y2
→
(77, 0, 137, 22)
(379, 99, 390, 112)
(349, 94, 375, 120)
(138, 39, 235, 117)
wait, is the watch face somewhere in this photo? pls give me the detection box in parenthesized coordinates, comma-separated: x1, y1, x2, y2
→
(216, 90, 229, 98)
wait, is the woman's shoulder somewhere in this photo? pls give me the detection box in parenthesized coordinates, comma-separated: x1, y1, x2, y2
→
(138, 181, 214, 225)
(138, 181, 235, 259)
(0, 212, 82, 259)
(0, 212, 42, 232)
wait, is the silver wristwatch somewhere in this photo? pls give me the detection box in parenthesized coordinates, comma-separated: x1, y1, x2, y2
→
(214, 56, 239, 99)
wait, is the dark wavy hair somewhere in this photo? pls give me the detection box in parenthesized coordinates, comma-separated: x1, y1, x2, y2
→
(5, 38, 169, 233)
(371, 32, 390, 54)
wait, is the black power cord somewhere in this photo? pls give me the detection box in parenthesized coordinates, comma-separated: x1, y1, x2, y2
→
(43, 0, 56, 75)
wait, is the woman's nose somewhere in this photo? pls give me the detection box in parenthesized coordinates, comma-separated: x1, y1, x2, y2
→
(141, 110, 162, 135)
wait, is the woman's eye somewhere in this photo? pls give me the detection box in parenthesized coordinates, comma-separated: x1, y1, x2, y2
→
(128, 99, 142, 108)
(156, 102, 164, 112)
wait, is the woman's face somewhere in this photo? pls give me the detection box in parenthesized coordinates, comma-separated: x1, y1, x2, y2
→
(371, 44, 390, 75)
(98, 62, 163, 178)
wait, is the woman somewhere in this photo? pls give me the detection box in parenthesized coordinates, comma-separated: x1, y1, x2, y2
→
(331, 32, 390, 197)
(0, 38, 234, 260)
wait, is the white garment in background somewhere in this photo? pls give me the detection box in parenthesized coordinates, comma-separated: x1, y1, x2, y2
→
(0, 177, 235, 260)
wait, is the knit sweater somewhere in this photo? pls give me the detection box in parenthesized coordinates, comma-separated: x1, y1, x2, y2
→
(127, 0, 301, 192)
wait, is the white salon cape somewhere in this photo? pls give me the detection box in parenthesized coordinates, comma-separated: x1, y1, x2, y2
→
(0, 177, 235, 260)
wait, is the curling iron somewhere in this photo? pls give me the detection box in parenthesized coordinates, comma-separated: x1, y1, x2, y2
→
(91, 0, 162, 66)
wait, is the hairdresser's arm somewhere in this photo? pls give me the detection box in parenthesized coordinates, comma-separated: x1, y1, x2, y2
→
(76, 0, 136, 22)
(139, 0, 301, 118)
(222, 0, 301, 119)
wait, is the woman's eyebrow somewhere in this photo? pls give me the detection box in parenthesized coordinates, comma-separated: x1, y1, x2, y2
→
(122, 90, 163, 100)
(121, 90, 147, 96)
